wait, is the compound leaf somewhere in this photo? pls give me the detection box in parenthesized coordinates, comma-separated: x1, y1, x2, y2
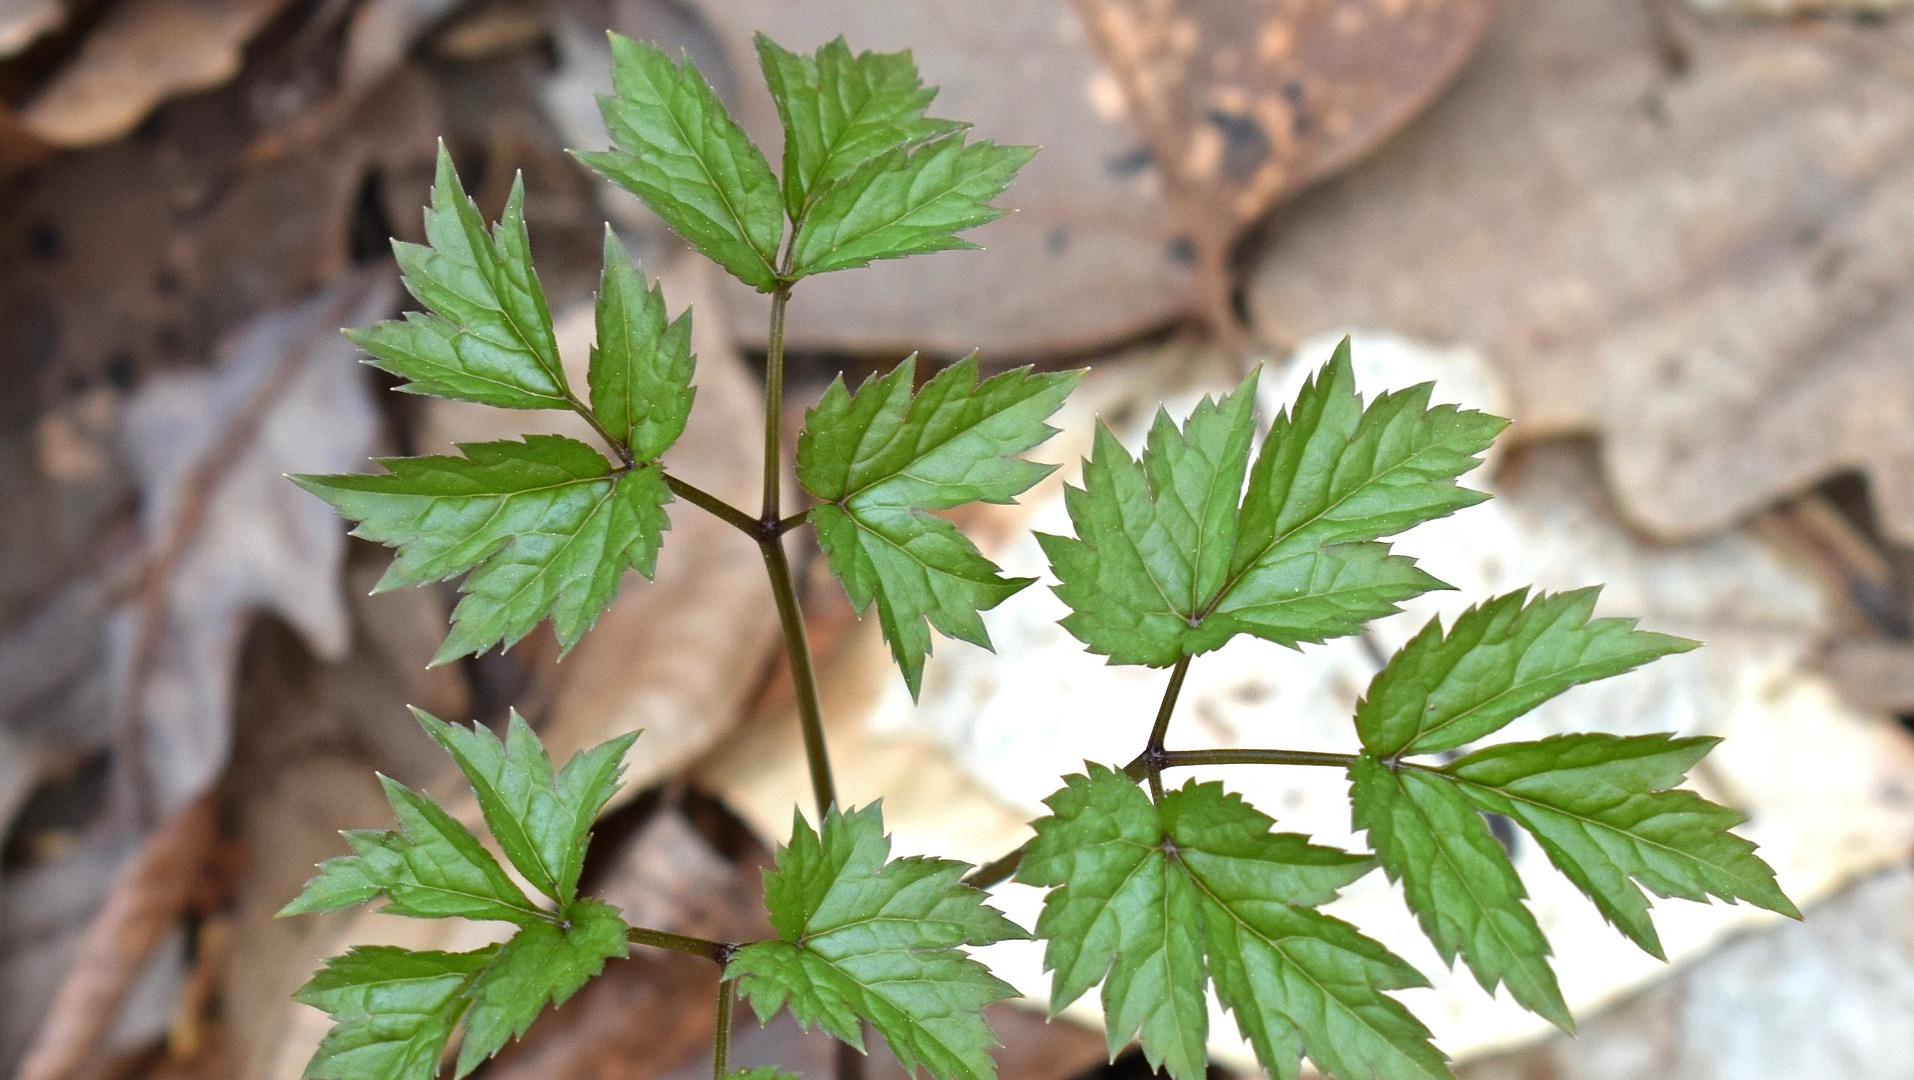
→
(797, 355, 1079, 696)
(728, 803, 1026, 1080)
(454, 899, 630, 1076)
(578, 35, 784, 291)
(348, 145, 569, 411)
(1356, 588, 1699, 759)
(1447, 733, 1798, 958)
(1018, 767, 1444, 1080)
(590, 230, 696, 460)
(1349, 757, 1571, 1029)
(755, 35, 964, 220)
(293, 435, 672, 663)
(1042, 349, 1477, 667)
(296, 947, 497, 1080)
(413, 708, 638, 906)
(789, 136, 1034, 279)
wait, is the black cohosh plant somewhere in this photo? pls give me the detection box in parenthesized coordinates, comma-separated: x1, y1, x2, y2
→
(279, 30, 1800, 1080)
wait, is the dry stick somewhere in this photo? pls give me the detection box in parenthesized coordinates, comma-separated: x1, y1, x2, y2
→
(17, 794, 219, 1080)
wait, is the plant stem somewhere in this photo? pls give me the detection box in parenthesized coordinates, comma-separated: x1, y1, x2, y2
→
(626, 926, 733, 964)
(1155, 748, 1361, 771)
(760, 533, 836, 815)
(962, 845, 1026, 890)
(761, 284, 792, 522)
(713, 979, 734, 1080)
(1142, 656, 1193, 801)
(753, 256, 837, 818)
(667, 474, 760, 535)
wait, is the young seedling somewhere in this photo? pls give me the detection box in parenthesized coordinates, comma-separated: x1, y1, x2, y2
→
(281, 31, 1798, 1080)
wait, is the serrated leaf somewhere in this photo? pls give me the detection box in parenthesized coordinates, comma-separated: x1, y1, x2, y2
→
(756, 35, 964, 220)
(1356, 588, 1700, 759)
(1230, 338, 1505, 573)
(1349, 757, 1571, 1030)
(577, 35, 783, 290)
(293, 435, 672, 662)
(296, 947, 497, 1080)
(413, 708, 638, 906)
(1041, 352, 1476, 667)
(796, 355, 1079, 696)
(281, 775, 544, 926)
(728, 803, 1026, 1080)
(590, 230, 696, 460)
(1018, 767, 1442, 1080)
(454, 899, 630, 1076)
(349, 145, 569, 411)
(1448, 733, 1798, 958)
(789, 136, 1034, 279)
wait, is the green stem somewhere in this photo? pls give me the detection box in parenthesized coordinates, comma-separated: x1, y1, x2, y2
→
(666, 473, 760, 535)
(1142, 656, 1193, 801)
(761, 284, 792, 522)
(626, 926, 732, 964)
(1152, 748, 1362, 771)
(713, 978, 734, 1080)
(753, 252, 836, 818)
(761, 532, 836, 815)
(775, 508, 810, 535)
(962, 845, 1026, 890)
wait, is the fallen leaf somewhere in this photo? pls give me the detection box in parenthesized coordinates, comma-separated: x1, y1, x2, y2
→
(678, 0, 1196, 358)
(18, 0, 300, 146)
(1247, 0, 1914, 543)
(15, 794, 219, 1080)
(1070, 0, 1488, 349)
(114, 271, 387, 815)
(1464, 863, 1914, 1080)
(0, 0, 64, 59)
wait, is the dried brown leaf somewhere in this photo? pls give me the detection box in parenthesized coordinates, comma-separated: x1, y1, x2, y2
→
(1249, 0, 1914, 542)
(15, 794, 218, 1080)
(19, 0, 299, 146)
(1074, 0, 1488, 347)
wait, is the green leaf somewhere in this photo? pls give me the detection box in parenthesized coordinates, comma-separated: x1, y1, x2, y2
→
(728, 803, 1027, 1080)
(796, 355, 1080, 696)
(296, 947, 496, 1080)
(1041, 352, 1478, 667)
(454, 899, 630, 1076)
(1229, 338, 1505, 571)
(348, 145, 569, 411)
(755, 35, 964, 220)
(412, 708, 638, 906)
(293, 435, 672, 662)
(789, 136, 1035, 279)
(1356, 588, 1699, 759)
(590, 230, 696, 460)
(1448, 733, 1799, 958)
(576, 35, 784, 290)
(1349, 757, 1571, 1029)
(281, 775, 544, 926)
(1018, 767, 1446, 1080)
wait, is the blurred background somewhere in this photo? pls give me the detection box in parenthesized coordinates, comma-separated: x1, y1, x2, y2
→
(4, 0, 1914, 1078)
